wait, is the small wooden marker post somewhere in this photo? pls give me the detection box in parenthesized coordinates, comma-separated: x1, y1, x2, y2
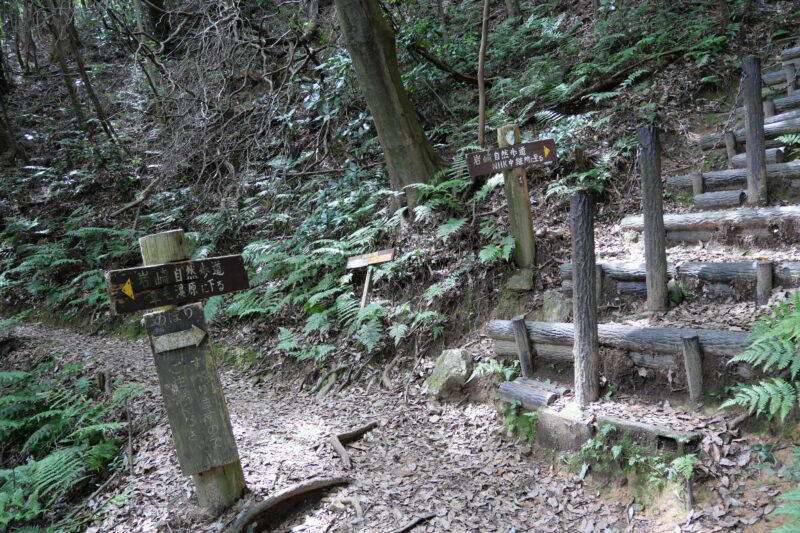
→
(785, 62, 796, 97)
(345, 248, 395, 308)
(466, 129, 556, 270)
(743, 56, 769, 206)
(638, 125, 669, 312)
(105, 229, 248, 512)
(681, 334, 703, 409)
(756, 260, 773, 306)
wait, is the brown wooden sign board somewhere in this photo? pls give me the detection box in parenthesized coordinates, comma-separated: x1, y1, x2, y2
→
(346, 248, 395, 269)
(105, 254, 248, 314)
(143, 304, 240, 475)
(466, 139, 557, 177)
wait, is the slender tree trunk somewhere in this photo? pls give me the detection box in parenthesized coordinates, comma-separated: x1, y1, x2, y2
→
(504, 0, 522, 23)
(436, 0, 448, 34)
(476, 0, 489, 147)
(335, 0, 439, 210)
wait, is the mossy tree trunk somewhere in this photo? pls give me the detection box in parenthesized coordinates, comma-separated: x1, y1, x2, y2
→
(335, 0, 440, 210)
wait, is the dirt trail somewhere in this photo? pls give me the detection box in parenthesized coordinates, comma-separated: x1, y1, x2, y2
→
(9, 322, 778, 532)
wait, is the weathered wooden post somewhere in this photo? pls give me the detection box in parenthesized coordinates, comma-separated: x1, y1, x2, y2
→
(570, 191, 599, 406)
(106, 229, 248, 512)
(680, 334, 703, 408)
(723, 131, 739, 166)
(345, 248, 395, 309)
(691, 173, 704, 196)
(638, 125, 669, 312)
(511, 315, 535, 378)
(743, 56, 769, 206)
(756, 260, 773, 306)
(497, 124, 536, 270)
(785, 62, 796, 97)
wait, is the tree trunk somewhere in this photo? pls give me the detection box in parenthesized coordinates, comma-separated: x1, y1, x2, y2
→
(476, 0, 489, 147)
(666, 161, 800, 191)
(335, 0, 439, 210)
(693, 190, 746, 210)
(504, 0, 522, 22)
(570, 192, 599, 406)
(621, 205, 800, 233)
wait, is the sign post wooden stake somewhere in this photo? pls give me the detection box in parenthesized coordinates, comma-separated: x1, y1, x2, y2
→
(497, 124, 536, 269)
(107, 229, 247, 513)
(346, 248, 395, 308)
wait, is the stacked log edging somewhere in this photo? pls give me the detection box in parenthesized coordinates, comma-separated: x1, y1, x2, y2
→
(487, 320, 751, 376)
(559, 261, 800, 301)
(620, 205, 800, 243)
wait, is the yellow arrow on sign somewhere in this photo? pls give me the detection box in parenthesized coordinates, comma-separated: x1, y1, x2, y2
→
(543, 145, 551, 158)
(121, 278, 135, 300)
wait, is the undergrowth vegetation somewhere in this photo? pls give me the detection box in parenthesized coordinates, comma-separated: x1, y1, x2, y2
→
(0, 354, 141, 530)
(0, 0, 760, 372)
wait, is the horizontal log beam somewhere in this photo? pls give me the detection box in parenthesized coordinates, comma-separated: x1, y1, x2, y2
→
(693, 189, 746, 210)
(487, 321, 749, 358)
(700, 117, 800, 150)
(735, 92, 800, 119)
(780, 46, 800, 62)
(731, 147, 785, 168)
(596, 415, 701, 445)
(498, 379, 558, 409)
(561, 261, 800, 287)
(667, 162, 800, 191)
(620, 205, 800, 234)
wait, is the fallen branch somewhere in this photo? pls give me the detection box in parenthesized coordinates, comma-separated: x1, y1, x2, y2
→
(385, 513, 436, 533)
(329, 435, 351, 469)
(225, 477, 351, 533)
(338, 421, 379, 444)
(110, 175, 165, 217)
(328, 421, 379, 469)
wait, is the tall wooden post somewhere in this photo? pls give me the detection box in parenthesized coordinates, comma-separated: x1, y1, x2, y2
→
(743, 56, 769, 206)
(570, 191, 599, 406)
(140, 230, 246, 512)
(498, 124, 536, 269)
(638, 125, 669, 312)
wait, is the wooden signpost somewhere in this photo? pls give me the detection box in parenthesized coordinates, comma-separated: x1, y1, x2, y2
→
(346, 248, 395, 308)
(466, 128, 556, 272)
(105, 229, 248, 512)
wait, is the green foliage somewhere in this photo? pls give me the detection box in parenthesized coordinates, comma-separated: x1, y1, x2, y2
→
(722, 292, 800, 420)
(468, 358, 519, 382)
(502, 401, 538, 443)
(669, 454, 698, 481)
(0, 354, 141, 528)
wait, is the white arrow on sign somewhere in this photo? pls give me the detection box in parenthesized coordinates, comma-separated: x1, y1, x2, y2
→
(152, 325, 207, 354)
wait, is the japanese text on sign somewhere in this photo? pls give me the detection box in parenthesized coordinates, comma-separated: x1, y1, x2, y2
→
(466, 139, 557, 177)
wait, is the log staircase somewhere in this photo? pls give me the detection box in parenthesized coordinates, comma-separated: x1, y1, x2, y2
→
(487, 44, 800, 452)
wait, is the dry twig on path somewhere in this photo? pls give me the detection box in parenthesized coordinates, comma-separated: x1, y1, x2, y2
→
(385, 513, 436, 533)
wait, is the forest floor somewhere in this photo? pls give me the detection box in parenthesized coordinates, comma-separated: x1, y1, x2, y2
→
(6, 320, 795, 533)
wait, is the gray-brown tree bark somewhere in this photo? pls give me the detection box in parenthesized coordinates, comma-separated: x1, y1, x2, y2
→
(570, 192, 599, 406)
(743, 56, 769, 205)
(335, 0, 439, 209)
(638, 125, 668, 312)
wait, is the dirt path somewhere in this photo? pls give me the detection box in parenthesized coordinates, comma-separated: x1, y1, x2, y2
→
(9, 322, 778, 532)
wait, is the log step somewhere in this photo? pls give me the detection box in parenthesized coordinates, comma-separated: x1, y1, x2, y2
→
(498, 379, 559, 409)
(780, 45, 800, 62)
(731, 147, 785, 168)
(595, 415, 702, 447)
(735, 92, 800, 119)
(666, 161, 800, 192)
(700, 115, 800, 150)
(620, 205, 800, 241)
(559, 260, 800, 287)
(487, 321, 749, 359)
(693, 189, 746, 210)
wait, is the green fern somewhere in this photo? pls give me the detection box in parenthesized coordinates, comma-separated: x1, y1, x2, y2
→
(669, 454, 698, 481)
(436, 217, 468, 242)
(722, 293, 800, 420)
